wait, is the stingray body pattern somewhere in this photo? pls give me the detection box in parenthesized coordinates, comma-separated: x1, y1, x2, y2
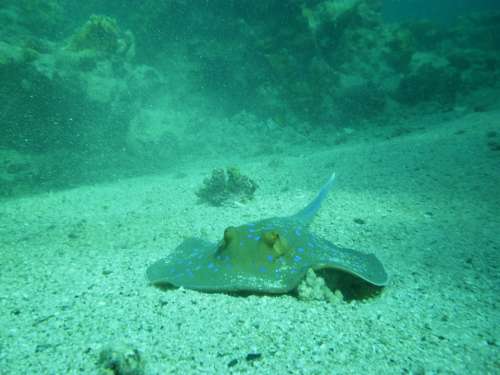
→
(147, 173, 388, 293)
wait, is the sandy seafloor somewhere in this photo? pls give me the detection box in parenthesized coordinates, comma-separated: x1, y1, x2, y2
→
(1, 110, 499, 375)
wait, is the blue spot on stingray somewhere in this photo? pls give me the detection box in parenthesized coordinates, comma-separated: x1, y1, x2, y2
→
(267, 255, 274, 262)
(208, 263, 219, 272)
(294, 255, 302, 263)
(295, 228, 301, 236)
(259, 266, 267, 273)
(251, 236, 260, 241)
(297, 247, 305, 253)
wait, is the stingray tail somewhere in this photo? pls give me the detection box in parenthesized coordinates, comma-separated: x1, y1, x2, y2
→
(291, 172, 336, 225)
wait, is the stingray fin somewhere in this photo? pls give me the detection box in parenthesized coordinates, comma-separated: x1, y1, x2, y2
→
(290, 172, 336, 225)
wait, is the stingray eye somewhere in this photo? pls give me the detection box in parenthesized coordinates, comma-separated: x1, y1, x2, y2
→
(224, 226, 237, 242)
(218, 227, 236, 252)
(263, 230, 279, 246)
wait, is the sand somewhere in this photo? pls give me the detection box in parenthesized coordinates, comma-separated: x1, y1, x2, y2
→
(0, 110, 499, 374)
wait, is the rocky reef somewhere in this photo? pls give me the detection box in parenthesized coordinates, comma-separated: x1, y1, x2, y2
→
(1, 0, 499, 195)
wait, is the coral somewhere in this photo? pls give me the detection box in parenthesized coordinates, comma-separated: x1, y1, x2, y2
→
(197, 168, 228, 206)
(69, 15, 121, 54)
(297, 269, 343, 303)
(196, 167, 258, 206)
(97, 344, 145, 375)
(226, 167, 258, 198)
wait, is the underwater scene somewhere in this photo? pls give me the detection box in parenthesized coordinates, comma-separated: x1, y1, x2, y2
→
(0, 0, 499, 374)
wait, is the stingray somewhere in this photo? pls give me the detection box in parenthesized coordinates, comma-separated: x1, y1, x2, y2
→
(147, 173, 388, 294)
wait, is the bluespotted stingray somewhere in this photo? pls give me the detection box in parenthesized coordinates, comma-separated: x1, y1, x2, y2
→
(147, 173, 388, 294)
